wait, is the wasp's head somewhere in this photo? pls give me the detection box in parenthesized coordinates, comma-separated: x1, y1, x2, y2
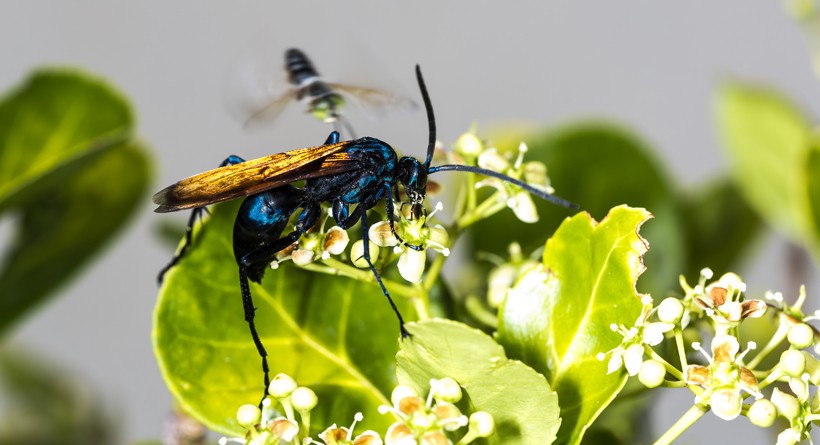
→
(397, 156, 428, 209)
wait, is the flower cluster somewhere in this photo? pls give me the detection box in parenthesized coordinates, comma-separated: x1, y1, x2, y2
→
(595, 268, 820, 443)
(378, 377, 494, 445)
(453, 131, 553, 224)
(270, 223, 350, 269)
(220, 373, 380, 445)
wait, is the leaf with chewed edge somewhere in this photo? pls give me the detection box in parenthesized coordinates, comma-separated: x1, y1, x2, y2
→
(498, 205, 650, 445)
(397, 319, 561, 445)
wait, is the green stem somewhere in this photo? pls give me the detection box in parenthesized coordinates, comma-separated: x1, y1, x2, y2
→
(464, 295, 498, 328)
(413, 282, 431, 320)
(455, 193, 506, 229)
(674, 328, 688, 370)
(652, 404, 707, 445)
(746, 323, 788, 369)
(645, 346, 684, 381)
(306, 258, 417, 300)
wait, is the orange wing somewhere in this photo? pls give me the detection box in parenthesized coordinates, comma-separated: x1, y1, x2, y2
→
(153, 141, 360, 212)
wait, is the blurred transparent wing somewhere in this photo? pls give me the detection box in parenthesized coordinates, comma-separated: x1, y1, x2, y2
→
(242, 89, 299, 129)
(327, 83, 417, 119)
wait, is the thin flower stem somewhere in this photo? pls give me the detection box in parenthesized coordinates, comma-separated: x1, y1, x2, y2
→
(455, 192, 507, 229)
(464, 295, 498, 328)
(674, 328, 688, 370)
(645, 346, 684, 381)
(308, 258, 417, 300)
(757, 368, 784, 389)
(746, 324, 788, 369)
(413, 282, 431, 320)
(661, 380, 687, 388)
(652, 404, 707, 445)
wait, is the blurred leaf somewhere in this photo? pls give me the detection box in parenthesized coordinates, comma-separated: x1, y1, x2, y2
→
(0, 69, 151, 333)
(679, 179, 762, 280)
(716, 83, 813, 244)
(807, 146, 820, 250)
(397, 319, 561, 445)
(154, 201, 417, 436)
(498, 206, 649, 445)
(473, 123, 683, 297)
(0, 347, 115, 445)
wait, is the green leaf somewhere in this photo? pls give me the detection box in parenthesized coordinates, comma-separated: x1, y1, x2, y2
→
(154, 201, 417, 436)
(716, 83, 813, 243)
(680, 179, 762, 280)
(497, 205, 649, 445)
(807, 146, 820, 254)
(471, 123, 683, 297)
(0, 69, 151, 333)
(0, 347, 115, 445)
(396, 319, 561, 445)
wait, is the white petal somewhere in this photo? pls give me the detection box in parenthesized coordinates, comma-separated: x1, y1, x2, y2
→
(398, 249, 426, 283)
(643, 322, 674, 346)
(510, 190, 539, 223)
(624, 344, 644, 376)
(607, 350, 624, 374)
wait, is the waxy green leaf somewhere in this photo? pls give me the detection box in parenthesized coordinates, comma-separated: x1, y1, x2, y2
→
(717, 83, 813, 243)
(0, 70, 151, 333)
(154, 201, 416, 436)
(498, 206, 649, 445)
(397, 319, 561, 445)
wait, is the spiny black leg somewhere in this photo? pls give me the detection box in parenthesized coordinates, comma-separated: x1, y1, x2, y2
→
(359, 209, 410, 339)
(239, 266, 270, 406)
(157, 207, 205, 284)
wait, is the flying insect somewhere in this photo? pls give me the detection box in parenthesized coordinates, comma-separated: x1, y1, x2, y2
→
(242, 48, 416, 138)
(154, 66, 577, 401)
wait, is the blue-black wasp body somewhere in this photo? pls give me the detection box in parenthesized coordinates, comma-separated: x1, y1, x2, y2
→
(154, 66, 576, 402)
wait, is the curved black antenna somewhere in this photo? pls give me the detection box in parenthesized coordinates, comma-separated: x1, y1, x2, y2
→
(415, 65, 436, 169)
(428, 164, 580, 210)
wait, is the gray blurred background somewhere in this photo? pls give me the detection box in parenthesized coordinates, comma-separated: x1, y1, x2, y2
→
(2, 1, 819, 443)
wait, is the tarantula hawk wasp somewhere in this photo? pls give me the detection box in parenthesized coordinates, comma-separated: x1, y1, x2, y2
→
(153, 65, 577, 401)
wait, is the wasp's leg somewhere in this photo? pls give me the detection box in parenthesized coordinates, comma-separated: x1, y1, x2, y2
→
(235, 201, 321, 403)
(382, 183, 423, 252)
(157, 155, 246, 284)
(358, 208, 410, 339)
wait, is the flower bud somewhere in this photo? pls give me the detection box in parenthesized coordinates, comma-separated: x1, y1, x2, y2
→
(368, 221, 399, 247)
(454, 132, 484, 159)
(488, 264, 516, 308)
(427, 225, 450, 255)
(398, 248, 426, 283)
(710, 388, 742, 420)
(290, 387, 318, 412)
(779, 350, 807, 378)
(236, 404, 261, 428)
(787, 323, 815, 349)
(772, 388, 800, 420)
(323, 226, 349, 256)
(469, 411, 495, 437)
(657, 298, 684, 324)
(268, 373, 298, 398)
(351, 240, 379, 268)
(748, 398, 777, 428)
(291, 249, 315, 266)
(431, 377, 462, 403)
(390, 385, 418, 407)
(477, 148, 510, 172)
(638, 359, 666, 388)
